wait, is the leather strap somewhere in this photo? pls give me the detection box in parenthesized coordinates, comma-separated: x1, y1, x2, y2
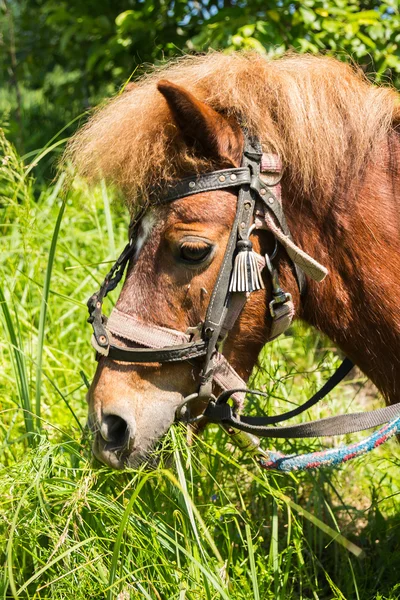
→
(87, 239, 137, 349)
(107, 308, 190, 346)
(220, 292, 247, 338)
(160, 168, 251, 203)
(203, 359, 400, 440)
(213, 353, 246, 410)
(250, 177, 291, 237)
(196, 136, 269, 400)
(205, 399, 400, 438)
(93, 336, 208, 363)
(97, 307, 365, 440)
(269, 300, 295, 340)
(213, 358, 354, 424)
(263, 213, 328, 283)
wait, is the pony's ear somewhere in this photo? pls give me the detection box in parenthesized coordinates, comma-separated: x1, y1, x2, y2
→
(157, 80, 243, 167)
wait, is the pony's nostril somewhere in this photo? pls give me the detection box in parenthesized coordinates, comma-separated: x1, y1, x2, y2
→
(100, 414, 129, 447)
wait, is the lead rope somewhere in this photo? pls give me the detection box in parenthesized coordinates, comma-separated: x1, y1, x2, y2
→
(224, 415, 400, 472)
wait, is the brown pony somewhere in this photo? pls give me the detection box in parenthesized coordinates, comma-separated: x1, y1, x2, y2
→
(68, 52, 400, 468)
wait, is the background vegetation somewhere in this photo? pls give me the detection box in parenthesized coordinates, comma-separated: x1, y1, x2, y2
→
(1, 1, 400, 598)
(2, 0, 400, 175)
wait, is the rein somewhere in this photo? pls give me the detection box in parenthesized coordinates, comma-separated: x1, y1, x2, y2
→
(87, 132, 400, 471)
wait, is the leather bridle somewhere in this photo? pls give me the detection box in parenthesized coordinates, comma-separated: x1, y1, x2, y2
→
(87, 133, 400, 445)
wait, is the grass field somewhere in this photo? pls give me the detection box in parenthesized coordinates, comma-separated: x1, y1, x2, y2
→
(1, 130, 400, 599)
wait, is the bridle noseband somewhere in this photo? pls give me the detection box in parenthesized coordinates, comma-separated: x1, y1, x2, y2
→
(87, 132, 400, 465)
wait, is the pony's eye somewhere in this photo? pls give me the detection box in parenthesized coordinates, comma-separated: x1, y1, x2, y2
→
(179, 241, 213, 264)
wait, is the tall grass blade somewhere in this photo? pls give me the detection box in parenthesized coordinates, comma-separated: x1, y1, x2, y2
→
(25, 138, 70, 176)
(269, 499, 280, 597)
(101, 179, 115, 257)
(281, 495, 364, 558)
(0, 285, 34, 442)
(35, 177, 66, 430)
(245, 523, 260, 600)
(107, 473, 154, 600)
(16, 537, 98, 595)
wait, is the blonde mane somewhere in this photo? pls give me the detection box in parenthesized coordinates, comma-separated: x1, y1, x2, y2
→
(67, 52, 400, 208)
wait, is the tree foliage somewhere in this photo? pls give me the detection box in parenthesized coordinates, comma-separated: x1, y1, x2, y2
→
(1, 0, 400, 167)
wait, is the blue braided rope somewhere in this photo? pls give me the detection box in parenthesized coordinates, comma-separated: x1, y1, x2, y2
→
(259, 415, 400, 472)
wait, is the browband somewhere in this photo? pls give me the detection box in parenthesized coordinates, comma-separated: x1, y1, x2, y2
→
(93, 336, 208, 363)
(159, 167, 251, 202)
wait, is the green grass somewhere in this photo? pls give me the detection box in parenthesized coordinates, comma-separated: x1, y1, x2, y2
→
(1, 130, 400, 599)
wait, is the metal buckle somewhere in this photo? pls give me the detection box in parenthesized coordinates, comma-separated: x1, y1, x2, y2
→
(269, 292, 292, 318)
(90, 334, 110, 357)
(264, 252, 292, 317)
(176, 392, 215, 424)
(185, 322, 203, 343)
(223, 426, 261, 452)
(222, 426, 285, 465)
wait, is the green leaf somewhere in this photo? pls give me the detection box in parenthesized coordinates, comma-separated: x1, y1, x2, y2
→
(347, 10, 380, 23)
(240, 24, 255, 37)
(357, 32, 376, 49)
(267, 10, 280, 23)
(115, 10, 135, 28)
(300, 7, 317, 25)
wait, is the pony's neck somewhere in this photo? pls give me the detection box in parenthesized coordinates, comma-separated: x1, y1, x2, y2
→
(294, 133, 400, 402)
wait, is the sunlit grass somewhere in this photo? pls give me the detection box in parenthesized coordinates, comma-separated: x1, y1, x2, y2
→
(0, 131, 399, 599)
